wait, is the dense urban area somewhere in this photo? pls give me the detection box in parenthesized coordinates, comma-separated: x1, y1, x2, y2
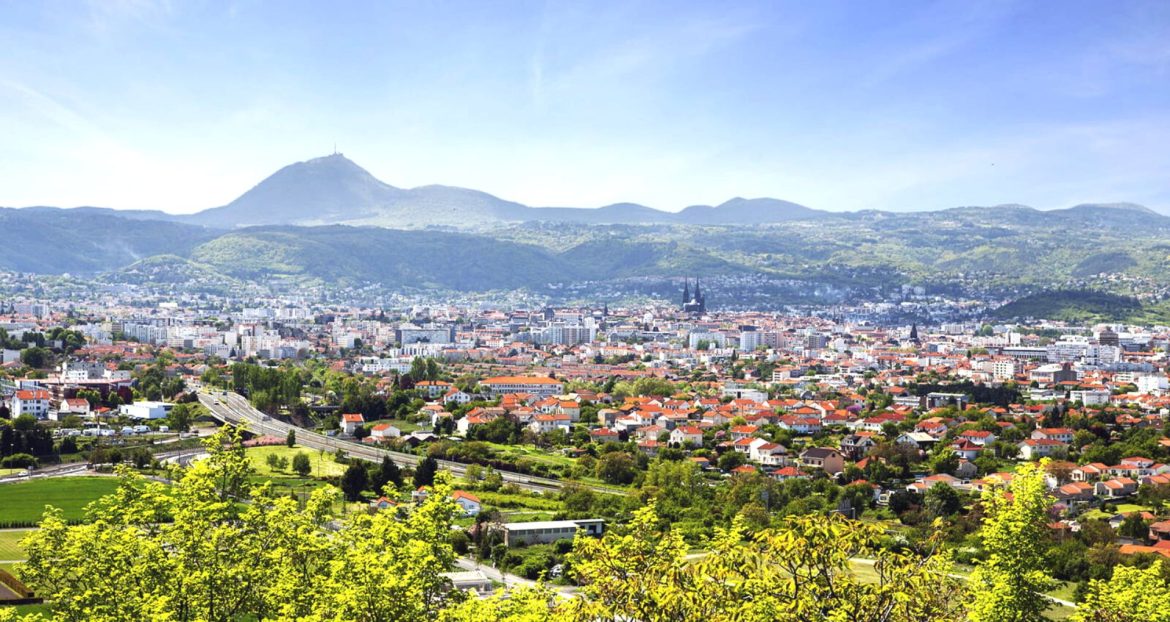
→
(0, 282, 1169, 621)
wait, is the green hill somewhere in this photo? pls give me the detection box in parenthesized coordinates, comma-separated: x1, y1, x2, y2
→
(991, 290, 1144, 322)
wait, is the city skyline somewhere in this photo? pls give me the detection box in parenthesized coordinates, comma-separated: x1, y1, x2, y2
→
(2, 1, 1168, 214)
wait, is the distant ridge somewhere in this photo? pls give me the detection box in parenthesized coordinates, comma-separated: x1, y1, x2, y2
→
(3, 154, 1164, 230)
(175, 154, 831, 228)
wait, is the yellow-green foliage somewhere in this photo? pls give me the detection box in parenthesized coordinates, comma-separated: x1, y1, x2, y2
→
(1072, 561, 1170, 622)
(969, 460, 1058, 622)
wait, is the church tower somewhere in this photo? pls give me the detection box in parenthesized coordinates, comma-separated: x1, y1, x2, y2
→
(682, 279, 691, 307)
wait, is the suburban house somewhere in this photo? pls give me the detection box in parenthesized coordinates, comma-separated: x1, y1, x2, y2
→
(670, 425, 704, 447)
(1018, 438, 1068, 460)
(529, 414, 572, 435)
(1071, 463, 1109, 482)
(1054, 481, 1096, 502)
(443, 388, 473, 405)
(369, 497, 398, 510)
(590, 427, 621, 443)
(1031, 427, 1075, 444)
(1094, 477, 1138, 498)
(749, 440, 789, 466)
(58, 398, 92, 417)
(799, 447, 845, 474)
(840, 433, 878, 459)
(370, 423, 401, 439)
(340, 413, 366, 435)
(452, 491, 482, 516)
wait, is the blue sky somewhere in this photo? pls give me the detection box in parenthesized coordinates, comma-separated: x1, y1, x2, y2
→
(2, 0, 1168, 213)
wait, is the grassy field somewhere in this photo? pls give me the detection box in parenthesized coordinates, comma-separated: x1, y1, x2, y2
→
(0, 468, 24, 478)
(0, 529, 30, 560)
(0, 477, 121, 525)
(8, 603, 51, 618)
(366, 418, 423, 434)
(1081, 503, 1152, 521)
(474, 489, 563, 512)
(245, 445, 347, 479)
(483, 442, 578, 469)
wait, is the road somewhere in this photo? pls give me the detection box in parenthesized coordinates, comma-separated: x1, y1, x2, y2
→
(0, 446, 211, 485)
(454, 557, 578, 596)
(198, 391, 615, 494)
(0, 461, 89, 483)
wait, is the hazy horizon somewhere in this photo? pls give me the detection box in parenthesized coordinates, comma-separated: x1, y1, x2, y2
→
(2, 1, 1168, 214)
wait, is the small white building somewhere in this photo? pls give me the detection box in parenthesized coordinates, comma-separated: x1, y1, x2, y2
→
(501, 519, 605, 547)
(369, 423, 401, 439)
(452, 491, 482, 517)
(59, 398, 92, 417)
(340, 413, 365, 435)
(120, 401, 172, 420)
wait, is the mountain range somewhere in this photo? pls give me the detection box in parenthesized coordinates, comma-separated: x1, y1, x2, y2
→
(5, 153, 1165, 230)
(178, 154, 830, 228)
(3, 154, 1170, 314)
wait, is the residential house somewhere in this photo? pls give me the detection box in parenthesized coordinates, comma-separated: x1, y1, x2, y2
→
(340, 413, 366, 436)
(370, 423, 401, 440)
(59, 398, 91, 417)
(799, 447, 845, 474)
(1019, 439, 1068, 460)
(840, 433, 878, 460)
(1031, 427, 1075, 444)
(670, 425, 704, 447)
(529, 414, 571, 435)
(1094, 477, 1138, 499)
(452, 491, 482, 517)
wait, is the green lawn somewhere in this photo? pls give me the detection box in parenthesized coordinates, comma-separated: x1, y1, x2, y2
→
(0, 477, 121, 525)
(367, 418, 422, 434)
(1081, 503, 1152, 521)
(474, 489, 563, 512)
(0, 529, 30, 560)
(483, 442, 579, 469)
(10, 603, 52, 618)
(245, 445, 347, 479)
(0, 468, 24, 478)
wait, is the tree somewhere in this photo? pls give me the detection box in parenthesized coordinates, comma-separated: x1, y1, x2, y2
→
(167, 403, 193, 433)
(292, 452, 312, 477)
(414, 456, 438, 488)
(924, 483, 963, 518)
(560, 502, 964, 621)
(341, 463, 369, 502)
(968, 460, 1056, 622)
(20, 347, 49, 369)
(1072, 560, 1170, 622)
(286, 429, 296, 448)
(594, 451, 637, 485)
(18, 426, 466, 622)
(930, 447, 960, 475)
(1118, 511, 1149, 540)
(717, 451, 746, 472)
(370, 456, 403, 495)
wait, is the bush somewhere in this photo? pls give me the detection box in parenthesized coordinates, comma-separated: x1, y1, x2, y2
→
(0, 453, 38, 469)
